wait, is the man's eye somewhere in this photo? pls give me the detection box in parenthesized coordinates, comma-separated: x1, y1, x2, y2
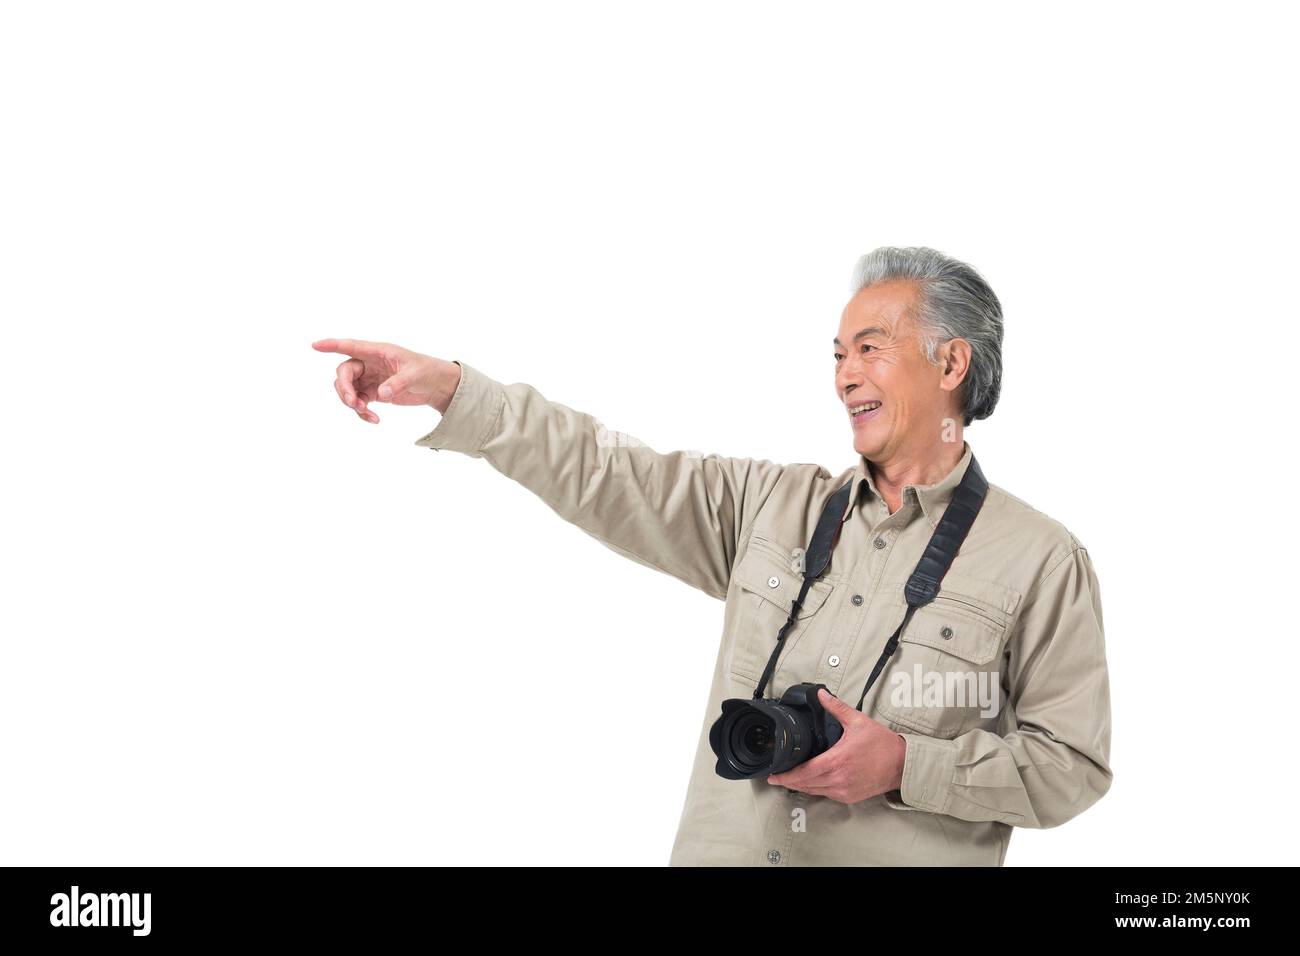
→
(834, 353, 843, 362)
(862, 344, 876, 353)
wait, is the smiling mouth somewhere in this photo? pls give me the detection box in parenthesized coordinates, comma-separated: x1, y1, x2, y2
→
(847, 401, 882, 424)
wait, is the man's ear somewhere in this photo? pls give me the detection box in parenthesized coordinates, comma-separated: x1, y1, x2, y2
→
(938, 337, 972, 393)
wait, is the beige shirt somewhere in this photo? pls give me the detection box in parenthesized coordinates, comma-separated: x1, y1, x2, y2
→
(416, 360, 1113, 866)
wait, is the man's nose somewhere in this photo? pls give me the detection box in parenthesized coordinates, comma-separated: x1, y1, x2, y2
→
(836, 364, 862, 398)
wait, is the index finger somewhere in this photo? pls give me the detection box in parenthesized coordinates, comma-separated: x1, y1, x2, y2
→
(312, 338, 386, 359)
(768, 747, 839, 789)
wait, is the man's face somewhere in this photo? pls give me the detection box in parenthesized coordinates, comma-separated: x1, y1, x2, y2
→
(834, 279, 952, 462)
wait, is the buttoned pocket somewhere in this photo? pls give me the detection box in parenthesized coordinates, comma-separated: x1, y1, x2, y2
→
(727, 537, 835, 685)
(871, 575, 1018, 739)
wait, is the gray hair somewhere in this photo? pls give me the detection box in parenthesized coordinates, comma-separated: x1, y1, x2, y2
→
(848, 246, 1004, 426)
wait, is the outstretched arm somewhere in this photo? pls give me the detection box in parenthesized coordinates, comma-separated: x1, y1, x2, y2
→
(313, 339, 789, 600)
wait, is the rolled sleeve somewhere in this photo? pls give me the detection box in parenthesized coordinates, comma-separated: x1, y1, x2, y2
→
(883, 546, 1113, 827)
(892, 733, 960, 813)
(414, 360, 505, 457)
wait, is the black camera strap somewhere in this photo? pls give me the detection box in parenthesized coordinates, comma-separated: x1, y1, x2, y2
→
(752, 454, 989, 711)
(853, 454, 988, 710)
(752, 480, 853, 700)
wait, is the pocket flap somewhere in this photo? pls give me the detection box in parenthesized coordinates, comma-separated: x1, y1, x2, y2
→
(733, 542, 832, 619)
(899, 595, 1006, 665)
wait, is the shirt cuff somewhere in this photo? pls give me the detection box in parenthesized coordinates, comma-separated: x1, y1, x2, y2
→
(413, 360, 505, 458)
(884, 733, 960, 814)
(881, 790, 915, 810)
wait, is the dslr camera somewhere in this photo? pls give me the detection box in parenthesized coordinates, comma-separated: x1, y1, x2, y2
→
(709, 682, 843, 780)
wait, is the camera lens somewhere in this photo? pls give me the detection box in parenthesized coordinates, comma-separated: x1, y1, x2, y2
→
(709, 684, 844, 780)
(731, 710, 775, 764)
(713, 707, 778, 777)
(743, 720, 773, 755)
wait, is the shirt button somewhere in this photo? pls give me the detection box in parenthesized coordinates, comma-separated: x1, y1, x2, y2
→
(873, 536, 887, 550)
(828, 654, 841, 667)
(940, 626, 954, 639)
(767, 849, 782, 865)
(767, 575, 780, 588)
(851, 594, 864, 606)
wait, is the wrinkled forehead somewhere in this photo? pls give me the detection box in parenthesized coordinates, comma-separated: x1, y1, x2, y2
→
(836, 279, 922, 344)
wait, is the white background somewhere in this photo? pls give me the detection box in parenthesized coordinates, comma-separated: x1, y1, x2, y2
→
(3, 1, 1296, 866)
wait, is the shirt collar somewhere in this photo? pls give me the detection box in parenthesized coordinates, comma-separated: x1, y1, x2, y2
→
(840, 440, 974, 527)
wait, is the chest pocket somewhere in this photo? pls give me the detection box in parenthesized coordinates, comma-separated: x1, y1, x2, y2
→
(727, 537, 835, 685)
(871, 573, 1019, 739)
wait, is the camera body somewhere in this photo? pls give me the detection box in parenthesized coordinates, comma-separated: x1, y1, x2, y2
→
(709, 682, 844, 780)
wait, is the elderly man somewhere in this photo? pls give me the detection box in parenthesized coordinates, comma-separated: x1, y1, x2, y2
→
(313, 245, 1112, 866)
